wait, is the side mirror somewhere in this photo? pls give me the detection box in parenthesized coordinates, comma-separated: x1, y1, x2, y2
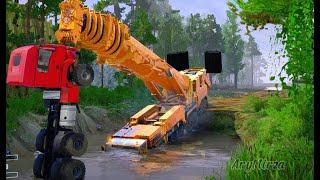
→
(204, 51, 222, 73)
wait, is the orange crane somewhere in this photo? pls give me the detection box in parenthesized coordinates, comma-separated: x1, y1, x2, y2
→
(55, 0, 222, 152)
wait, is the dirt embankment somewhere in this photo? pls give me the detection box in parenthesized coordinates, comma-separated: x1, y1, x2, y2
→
(6, 106, 127, 157)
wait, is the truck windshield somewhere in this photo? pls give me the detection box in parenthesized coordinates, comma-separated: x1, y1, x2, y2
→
(37, 49, 52, 72)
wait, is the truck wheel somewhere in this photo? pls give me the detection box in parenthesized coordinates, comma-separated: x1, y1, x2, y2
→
(50, 159, 63, 180)
(59, 159, 86, 180)
(33, 153, 44, 178)
(35, 129, 47, 152)
(65, 133, 88, 156)
(73, 64, 94, 86)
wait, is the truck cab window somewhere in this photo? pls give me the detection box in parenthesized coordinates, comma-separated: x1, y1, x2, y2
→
(13, 54, 21, 66)
(38, 49, 52, 72)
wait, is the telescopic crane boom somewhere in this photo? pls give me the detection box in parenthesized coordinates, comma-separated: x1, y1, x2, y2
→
(55, 0, 191, 103)
(55, 0, 221, 150)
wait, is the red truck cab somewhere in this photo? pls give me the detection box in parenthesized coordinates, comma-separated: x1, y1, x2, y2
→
(7, 44, 77, 88)
(6, 44, 80, 103)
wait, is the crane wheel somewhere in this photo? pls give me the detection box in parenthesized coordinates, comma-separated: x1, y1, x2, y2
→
(73, 64, 94, 86)
(59, 132, 88, 157)
(35, 129, 47, 152)
(51, 158, 86, 180)
(33, 153, 44, 178)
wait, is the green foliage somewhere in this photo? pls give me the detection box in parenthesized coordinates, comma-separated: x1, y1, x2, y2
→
(6, 89, 46, 133)
(154, 12, 189, 58)
(130, 9, 157, 45)
(211, 113, 237, 136)
(243, 96, 267, 113)
(229, 0, 314, 88)
(265, 95, 286, 112)
(227, 138, 312, 180)
(227, 94, 314, 179)
(79, 79, 155, 116)
(94, 0, 130, 19)
(204, 176, 216, 180)
(225, 1, 314, 178)
(186, 13, 224, 67)
(94, 0, 113, 12)
(79, 78, 153, 107)
(222, 10, 245, 88)
(77, 49, 96, 64)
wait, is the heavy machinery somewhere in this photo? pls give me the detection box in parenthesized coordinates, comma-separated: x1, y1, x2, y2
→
(7, 44, 92, 179)
(6, 0, 221, 179)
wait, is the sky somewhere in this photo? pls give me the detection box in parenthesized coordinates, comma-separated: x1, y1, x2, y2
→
(19, 0, 288, 83)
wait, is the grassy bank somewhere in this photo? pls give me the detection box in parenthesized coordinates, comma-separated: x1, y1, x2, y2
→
(6, 78, 155, 134)
(226, 87, 314, 179)
(211, 112, 238, 137)
(6, 88, 47, 133)
(79, 78, 155, 118)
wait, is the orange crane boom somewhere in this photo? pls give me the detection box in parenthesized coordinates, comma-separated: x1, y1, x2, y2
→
(55, 0, 221, 151)
(55, 0, 190, 103)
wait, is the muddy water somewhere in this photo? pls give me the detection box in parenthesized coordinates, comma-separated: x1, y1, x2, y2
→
(9, 131, 239, 180)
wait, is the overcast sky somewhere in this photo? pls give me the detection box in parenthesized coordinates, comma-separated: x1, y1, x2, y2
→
(19, 0, 288, 83)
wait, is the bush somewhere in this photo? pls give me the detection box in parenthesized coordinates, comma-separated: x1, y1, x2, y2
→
(7, 88, 46, 133)
(265, 95, 286, 111)
(227, 89, 314, 179)
(243, 96, 267, 113)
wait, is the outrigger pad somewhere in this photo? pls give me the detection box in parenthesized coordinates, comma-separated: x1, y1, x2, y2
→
(205, 51, 222, 73)
(166, 51, 189, 71)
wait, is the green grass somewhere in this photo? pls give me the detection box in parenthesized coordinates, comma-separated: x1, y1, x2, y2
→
(226, 88, 314, 179)
(6, 88, 47, 133)
(79, 79, 155, 118)
(211, 112, 237, 137)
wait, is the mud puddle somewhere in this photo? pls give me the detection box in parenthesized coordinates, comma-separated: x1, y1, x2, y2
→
(9, 131, 239, 180)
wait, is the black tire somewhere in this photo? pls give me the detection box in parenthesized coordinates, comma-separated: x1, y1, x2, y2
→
(73, 64, 94, 86)
(50, 159, 63, 180)
(59, 159, 86, 180)
(64, 133, 88, 157)
(35, 129, 47, 152)
(33, 153, 44, 178)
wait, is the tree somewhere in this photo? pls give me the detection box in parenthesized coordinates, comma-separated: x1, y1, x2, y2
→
(202, 14, 224, 52)
(222, 10, 245, 89)
(228, 0, 313, 88)
(94, 0, 129, 19)
(186, 13, 224, 67)
(94, 0, 113, 12)
(247, 34, 261, 88)
(238, 40, 264, 86)
(154, 11, 188, 58)
(130, 9, 157, 45)
(186, 13, 204, 66)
